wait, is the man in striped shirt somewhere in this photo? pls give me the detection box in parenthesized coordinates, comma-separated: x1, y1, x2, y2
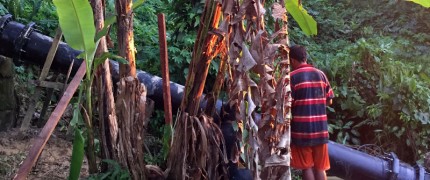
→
(289, 45, 334, 180)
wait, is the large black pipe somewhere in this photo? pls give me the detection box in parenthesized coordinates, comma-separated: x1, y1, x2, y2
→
(0, 19, 82, 74)
(109, 61, 223, 113)
(1, 15, 429, 180)
(328, 141, 429, 180)
(0, 15, 222, 112)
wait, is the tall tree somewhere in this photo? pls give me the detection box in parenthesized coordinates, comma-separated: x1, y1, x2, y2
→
(90, 0, 118, 172)
(114, 0, 148, 179)
(167, 0, 228, 179)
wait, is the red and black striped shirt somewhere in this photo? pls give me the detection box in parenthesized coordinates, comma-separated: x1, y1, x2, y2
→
(290, 64, 334, 146)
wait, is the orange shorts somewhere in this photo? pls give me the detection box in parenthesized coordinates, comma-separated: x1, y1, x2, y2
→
(291, 144, 330, 171)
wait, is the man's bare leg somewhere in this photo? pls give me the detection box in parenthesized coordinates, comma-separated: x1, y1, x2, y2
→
(313, 169, 327, 180)
(303, 168, 315, 180)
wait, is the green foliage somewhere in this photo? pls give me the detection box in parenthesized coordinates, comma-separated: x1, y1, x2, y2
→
(53, 0, 101, 175)
(132, 0, 146, 10)
(285, 0, 317, 36)
(69, 129, 85, 180)
(132, 0, 164, 75)
(14, 65, 36, 94)
(122, 0, 204, 84)
(147, 110, 165, 137)
(0, 0, 58, 35)
(87, 159, 130, 180)
(104, 0, 203, 84)
(94, 15, 117, 42)
(146, 110, 169, 164)
(408, 0, 430, 8)
(93, 52, 128, 71)
(6, 0, 430, 169)
(53, 0, 96, 64)
(0, 2, 7, 15)
(284, 0, 430, 163)
(67, 85, 86, 179)
(144, 149, 165, 167)
(324, 37, 430, 161)
(162, 124, 173, 160)
(328, 118, 361, 145)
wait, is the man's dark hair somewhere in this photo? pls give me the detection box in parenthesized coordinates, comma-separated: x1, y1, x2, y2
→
(289, 45, 307, 62)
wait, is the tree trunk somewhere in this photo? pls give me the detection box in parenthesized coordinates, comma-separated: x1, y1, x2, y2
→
(90, 0, 118, 172)
(115, 0, 136, 78)
(167, 0, 228, 179)
(0, 55, 16, 131)
(179, 0, 223, 116)
(116, 77, 149, 180)
(115, 1, 148, 179)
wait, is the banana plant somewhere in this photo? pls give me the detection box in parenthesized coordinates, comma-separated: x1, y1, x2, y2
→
(52, 0, 99, 176)
(52, 0, 143, 178)
(285, 0, 317, 36)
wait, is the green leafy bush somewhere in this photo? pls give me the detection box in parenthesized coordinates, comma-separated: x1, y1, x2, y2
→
(0, 0, 58, 35)
(322, 37, 430, 163)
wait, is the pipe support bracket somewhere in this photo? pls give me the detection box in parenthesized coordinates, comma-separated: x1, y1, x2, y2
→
(389, 152, 400, 179)
(14, 22, 36, 61)
(0, 14, 12, 34)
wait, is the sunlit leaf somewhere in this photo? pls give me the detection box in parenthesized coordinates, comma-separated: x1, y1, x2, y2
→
(285, 0, 317, 36)
(407, 0, 430, 8)
(132, 0, 145, 10)
(53, 0, 95, 54)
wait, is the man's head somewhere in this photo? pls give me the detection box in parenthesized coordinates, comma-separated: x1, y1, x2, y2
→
(289, 45, 307, 69)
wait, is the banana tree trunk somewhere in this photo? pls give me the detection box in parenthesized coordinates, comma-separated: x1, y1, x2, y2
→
(179, 0, 223, 116)
(115, 0, 147, 179)
(90, 0, 118, 172)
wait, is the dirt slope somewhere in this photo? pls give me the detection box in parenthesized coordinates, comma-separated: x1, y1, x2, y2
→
(0, 128, 88, 180)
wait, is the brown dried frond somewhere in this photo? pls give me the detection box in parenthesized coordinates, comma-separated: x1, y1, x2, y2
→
(167, 113, 228, 179)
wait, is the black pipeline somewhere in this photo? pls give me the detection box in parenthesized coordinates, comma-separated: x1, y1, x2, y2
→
(0, 14, 222, 113)
(0, 15, 429, 180)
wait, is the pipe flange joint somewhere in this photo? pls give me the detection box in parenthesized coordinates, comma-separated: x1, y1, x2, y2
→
(388, 152, 400, 180)
(0, 14, 13, 34)
(415, 163, 425, 180)
(14, 21, 36, 60)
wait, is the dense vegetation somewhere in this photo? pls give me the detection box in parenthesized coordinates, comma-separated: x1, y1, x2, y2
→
(297, 0, 430, 163)
(1, 0, 429, 171)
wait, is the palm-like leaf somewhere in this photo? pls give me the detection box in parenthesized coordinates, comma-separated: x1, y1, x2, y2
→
(285, 0, 317, 36)
(408, 0, 430, 8)
(53, 0, 96, 60)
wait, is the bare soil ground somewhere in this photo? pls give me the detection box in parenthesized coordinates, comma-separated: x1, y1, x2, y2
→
(0, 128, 88, 180)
